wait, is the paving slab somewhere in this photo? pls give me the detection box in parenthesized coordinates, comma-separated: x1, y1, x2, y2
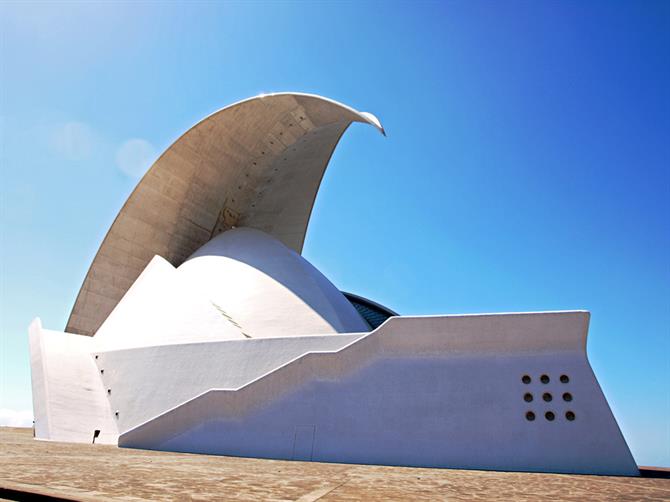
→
(1, 428, 668, 501)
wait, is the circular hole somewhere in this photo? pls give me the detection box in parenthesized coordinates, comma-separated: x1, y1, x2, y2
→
(543, 393, 552, 402)
(525, 411, 535, 421)
(95, 355, 99, 359)
(100, 369, 104, 375)
(270, 141, 274, 145)
(107, 389, 111, 394)
(560, 374, 569, 383)
(563, 392, 573, 402)
(565, 411, 575, 421)
(524, 393, 533, 402)
(279, 132, 283, 136)
(540, 374, 550, 384)
(545, 411, 555, 421)
(253, 162, 257, 166)
(522, 375, 531, 384)
(261, 151, 265, 155)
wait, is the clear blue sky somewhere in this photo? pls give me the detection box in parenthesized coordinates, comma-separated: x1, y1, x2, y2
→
(1, 1, 668, 466)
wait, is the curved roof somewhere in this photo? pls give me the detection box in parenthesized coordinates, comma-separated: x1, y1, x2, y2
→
(178, 227, 370, 338)
(67, 93, 384, 336)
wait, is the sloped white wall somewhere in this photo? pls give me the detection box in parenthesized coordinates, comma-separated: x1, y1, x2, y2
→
(96, 334, 364, 433)
(118, 313, 639, 476)
(29, 319, 118, 444)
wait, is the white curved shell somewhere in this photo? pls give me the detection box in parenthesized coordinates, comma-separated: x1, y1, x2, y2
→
(67, 93, 384, 336)
(178, 227, 369, 338)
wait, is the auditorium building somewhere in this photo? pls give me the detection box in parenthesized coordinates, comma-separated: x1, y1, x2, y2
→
(29, 93, 637, 476)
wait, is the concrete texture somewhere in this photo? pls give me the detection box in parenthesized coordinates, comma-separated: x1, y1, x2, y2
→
(118, 312, 638, 476)
(2, 428, 669, 502)
(66, 93, 384, 337)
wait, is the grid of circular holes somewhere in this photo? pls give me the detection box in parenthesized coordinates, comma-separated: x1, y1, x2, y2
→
(522, 373, 575, 422)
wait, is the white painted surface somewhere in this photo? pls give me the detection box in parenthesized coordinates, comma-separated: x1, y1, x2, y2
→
(117, 313, 638, 475)
(97, 334, 364, 433)
(28, 320, 118, 444)
(178, 228, 369, 338)
(94, 255, 244, 351)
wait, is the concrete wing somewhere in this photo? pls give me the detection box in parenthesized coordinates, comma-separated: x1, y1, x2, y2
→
(66, 93, 384, 336)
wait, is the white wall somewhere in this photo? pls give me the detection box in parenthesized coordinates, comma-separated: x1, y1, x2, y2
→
(96, 333, 364, 433)
(29, 319, 118, 444)
(118, 312, 638, 475)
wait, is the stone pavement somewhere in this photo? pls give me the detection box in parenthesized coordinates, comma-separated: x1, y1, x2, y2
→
(1, 428, 668, 501)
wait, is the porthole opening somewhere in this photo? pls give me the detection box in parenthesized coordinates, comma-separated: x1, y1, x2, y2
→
(522, 375, 532, 384)
(526, 411, 535, 421)
(540, 374, 550, 384)
(563, 392, 573, 402)
(566, 411, 576, 421)
(542, 392, 552, 402)
(545, 411, 555, 421)
(560, 374, 570, 383)
(524, 393, 533, 402)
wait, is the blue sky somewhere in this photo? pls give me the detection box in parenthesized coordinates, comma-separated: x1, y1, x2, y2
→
(1, 1, 668, 466)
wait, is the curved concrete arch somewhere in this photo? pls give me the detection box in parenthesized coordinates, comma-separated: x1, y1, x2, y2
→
(67, 93, 385, 336)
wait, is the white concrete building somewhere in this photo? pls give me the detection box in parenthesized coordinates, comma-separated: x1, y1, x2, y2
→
(29, 93, 638, 475)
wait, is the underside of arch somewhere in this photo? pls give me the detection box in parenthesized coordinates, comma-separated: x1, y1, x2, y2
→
(66, 93, 384, 336)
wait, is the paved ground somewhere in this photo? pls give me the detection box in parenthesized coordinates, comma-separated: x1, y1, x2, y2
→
(1, 427, 668, 501)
